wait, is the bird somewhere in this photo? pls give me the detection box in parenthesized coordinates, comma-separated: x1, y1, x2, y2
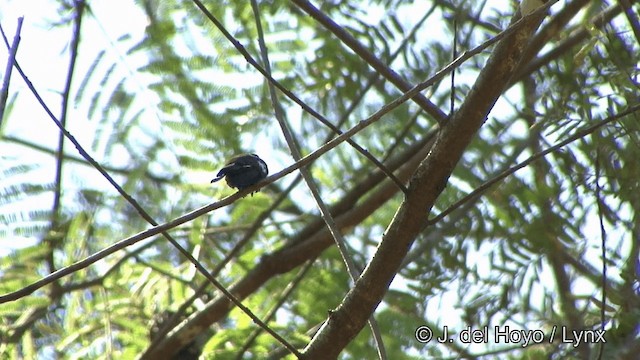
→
(211, 153, 268, 191)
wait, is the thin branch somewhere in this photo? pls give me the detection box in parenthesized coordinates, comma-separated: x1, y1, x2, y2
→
(2, 134, 173, 183)
(46, 0, 85, 279)
(252, 1, 386, 356)
(0, 17, 23, 125)
(427, 103, 640, 225)
(235, 260, 315, 359)
(291, 0, 448, 124)
(594, 148, 607, 360)
(52, 0, 84, 220)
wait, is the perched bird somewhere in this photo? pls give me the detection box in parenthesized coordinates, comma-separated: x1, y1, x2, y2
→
(211, 153, 268, 191)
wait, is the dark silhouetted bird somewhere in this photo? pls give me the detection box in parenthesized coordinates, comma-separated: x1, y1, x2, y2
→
(211, 154, 268, 191)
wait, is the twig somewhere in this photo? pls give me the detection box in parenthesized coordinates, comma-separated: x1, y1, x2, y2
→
(235, 260, 315, 359)
(0, 17, 23, 125)
(2, 134, 173, 183)
(47, 0, 85, 276)
(255, 1, 388, 357)
(594, 149, 607, 360)
(291, 0, 448, 124)
(427, 103, 640, 225)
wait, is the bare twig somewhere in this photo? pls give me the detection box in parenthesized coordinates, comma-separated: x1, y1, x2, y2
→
(594, 149, 607, 360)
(291, 0, 448, 124)
(256, 1, 388, 357)
(235, 260, 315, 359)
(47, 0, 85, 278)
(427, 103, 640, 225)
(0, 17, 23, 126)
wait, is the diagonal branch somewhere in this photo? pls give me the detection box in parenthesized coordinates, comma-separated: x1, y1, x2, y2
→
(291, 0, 448, 124)
(511, 3, 622, 86)
(252, 0, 388, 357)
(302, 5, 550, 358)
(427, 103, 640, 226)
(0, 18, 23, 125)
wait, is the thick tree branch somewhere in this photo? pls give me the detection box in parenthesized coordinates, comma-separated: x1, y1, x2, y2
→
(302, 8, 549, 359)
